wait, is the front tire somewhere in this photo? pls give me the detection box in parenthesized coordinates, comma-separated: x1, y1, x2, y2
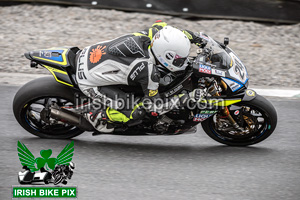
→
(201, 95, 277, 146)
(13, 77, 84, 139)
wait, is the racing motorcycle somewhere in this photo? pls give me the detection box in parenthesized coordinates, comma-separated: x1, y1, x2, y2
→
(13, 36, 277, 146)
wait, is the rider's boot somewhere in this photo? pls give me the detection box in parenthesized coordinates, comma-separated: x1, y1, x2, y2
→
(85, 109, 114, 133)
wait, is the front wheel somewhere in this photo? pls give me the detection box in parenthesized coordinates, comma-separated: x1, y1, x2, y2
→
(201, 95, 277, 146)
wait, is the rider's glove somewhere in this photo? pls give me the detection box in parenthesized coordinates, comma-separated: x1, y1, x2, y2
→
(189, 89, 205, 102)
(183, 30, 208, 48)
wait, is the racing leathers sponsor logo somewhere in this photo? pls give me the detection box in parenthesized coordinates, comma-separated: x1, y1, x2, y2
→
(89, 45, 106, 64)
(130, 62, 146, 80)
(77, 48, 87, 80)
(199, 64, 211, 74)
(149, 89, 158, 97)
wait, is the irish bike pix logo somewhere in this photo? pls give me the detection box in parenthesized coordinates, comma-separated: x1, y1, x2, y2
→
(17, 141, 75, 185)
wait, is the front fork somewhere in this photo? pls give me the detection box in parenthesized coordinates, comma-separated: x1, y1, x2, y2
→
(205, 78, 244, 131)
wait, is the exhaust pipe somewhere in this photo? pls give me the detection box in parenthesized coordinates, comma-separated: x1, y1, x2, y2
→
(50, 108, 94, 131)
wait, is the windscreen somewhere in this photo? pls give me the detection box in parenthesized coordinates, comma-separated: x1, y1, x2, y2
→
(205, 37, 232, 69)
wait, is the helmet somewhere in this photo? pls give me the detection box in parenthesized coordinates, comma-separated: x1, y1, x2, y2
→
(68, 162, 75, 170)
(151, 26, 191, 72)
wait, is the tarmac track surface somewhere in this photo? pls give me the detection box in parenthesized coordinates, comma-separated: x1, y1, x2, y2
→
(0, 84, 300, 200)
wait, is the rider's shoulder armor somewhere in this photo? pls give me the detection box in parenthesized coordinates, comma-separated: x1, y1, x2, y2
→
(106, 35, 150, 59)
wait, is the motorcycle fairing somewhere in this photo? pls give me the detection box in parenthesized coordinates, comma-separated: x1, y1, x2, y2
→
(193, 110, 218, 122)
(25, 47, 80, 87)
(221, 77, 244, 92)
(43, 65, 74, 87)
(24, 46, 80, 69)
(199, 89, 257, 108)
(200, 98, 242, 107)
(242, 89, 257, 101)
(227, 51, 248, 84)
(26, 48, 69, 67)
(191, 98, 243, 123)
(213, 50, 249, 93)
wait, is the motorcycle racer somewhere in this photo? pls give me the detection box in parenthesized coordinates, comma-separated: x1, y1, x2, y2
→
(76, 20, 207, 133)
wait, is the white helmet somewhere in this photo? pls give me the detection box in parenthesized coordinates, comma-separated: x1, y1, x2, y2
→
(151, 26, 191, 72)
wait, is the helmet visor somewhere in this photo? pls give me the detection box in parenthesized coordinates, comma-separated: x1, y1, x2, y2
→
(172, 55, 187, 67)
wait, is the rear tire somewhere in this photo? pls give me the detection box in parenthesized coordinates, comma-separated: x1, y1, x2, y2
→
(13, 77, 84, 139)
(201, 95, 277, 146)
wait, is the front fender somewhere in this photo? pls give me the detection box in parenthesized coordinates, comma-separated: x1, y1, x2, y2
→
(199, 89, 257, 108)
(242, 89, 257, 101)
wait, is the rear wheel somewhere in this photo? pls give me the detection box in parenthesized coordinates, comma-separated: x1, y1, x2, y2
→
(13, 77, 84, 139)
(201, 95, 277, 146)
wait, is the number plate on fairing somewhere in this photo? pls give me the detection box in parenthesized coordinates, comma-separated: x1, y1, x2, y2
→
(228, 52, 248, 84)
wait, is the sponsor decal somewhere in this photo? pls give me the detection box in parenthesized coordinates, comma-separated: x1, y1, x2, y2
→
(154, 32, 160, 40)
(149, 89, 158, 97)
(199, 32, 210, 41)
(193, 113, 213, 122)
(38, 50, 64, 62)
(222, 77, 243, 92)
(165, 84, 183, 97)
(234, 110, 240, 115)
(183, 30, 193, 40)
(16, 141, 75, 186)
(89, 45, 106, 64)
(200, 110, 218, 114)
(39, 51, 52, 58)
(246, 89, 255, 96)
(199, 64, 211, 74)
(158, 56, 169, 67)
(212, 69, 225, 77)
(231, 84, 240, 91)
